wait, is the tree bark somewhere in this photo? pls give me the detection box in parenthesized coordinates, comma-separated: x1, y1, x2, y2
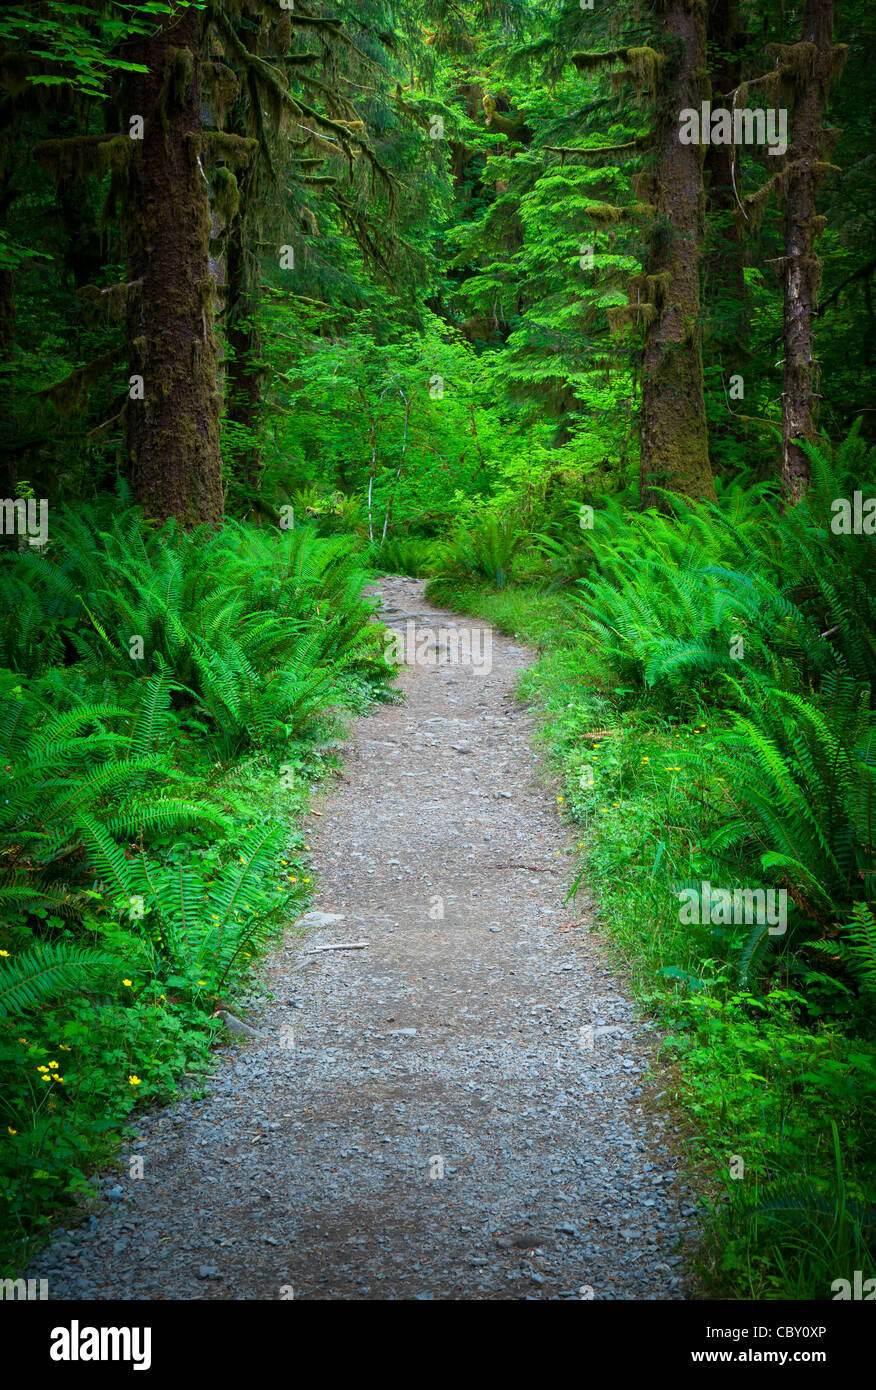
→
(640, 0, 714, 505)
(781, 0, 838, 504)
(124, 6, 224, 527)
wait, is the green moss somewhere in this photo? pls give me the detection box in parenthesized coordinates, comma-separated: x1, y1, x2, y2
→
(212, 165, 239, 225)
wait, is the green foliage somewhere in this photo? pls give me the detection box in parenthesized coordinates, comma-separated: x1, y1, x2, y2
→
(0, 503, 389, 1269)
(0, 507, 392, 753)
(0, 942, 119, 1018)
(702, 675, 875, 928)
(431, 513, 528, 590)
(433, 429, 876, 1299)
(1, 0, 874, 1305)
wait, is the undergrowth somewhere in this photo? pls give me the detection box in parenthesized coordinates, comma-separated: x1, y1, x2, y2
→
(427, 429, 876, 1300)
(0, 504, 392, 1272)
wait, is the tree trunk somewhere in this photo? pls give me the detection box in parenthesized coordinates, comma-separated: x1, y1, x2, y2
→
(640, 0, 713, 505)
(781, 0, 838, 504)
(124, 6, 224, 527)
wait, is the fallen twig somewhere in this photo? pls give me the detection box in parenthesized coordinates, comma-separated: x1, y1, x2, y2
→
(305, 940, 369, 953)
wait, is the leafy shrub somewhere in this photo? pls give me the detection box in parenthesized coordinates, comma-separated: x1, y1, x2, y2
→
(430, 514, 528, 590)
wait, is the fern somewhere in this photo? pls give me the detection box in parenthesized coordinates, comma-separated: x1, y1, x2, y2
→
(0, 942, 120, 1017)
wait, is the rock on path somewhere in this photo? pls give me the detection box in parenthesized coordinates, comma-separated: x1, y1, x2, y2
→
(34, 577, 696, 1300)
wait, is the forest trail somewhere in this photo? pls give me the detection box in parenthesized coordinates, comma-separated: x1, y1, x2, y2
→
(37, 578, 696, 1300)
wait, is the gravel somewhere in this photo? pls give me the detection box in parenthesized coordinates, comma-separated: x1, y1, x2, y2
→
(29, 577, 698, 1301)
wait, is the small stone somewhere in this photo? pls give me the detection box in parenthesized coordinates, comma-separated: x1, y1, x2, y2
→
(294, 912, 346, 929)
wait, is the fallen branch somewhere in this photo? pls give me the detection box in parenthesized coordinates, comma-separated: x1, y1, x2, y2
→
(305, 940, 369, 953)
(485, 863, 566, 873)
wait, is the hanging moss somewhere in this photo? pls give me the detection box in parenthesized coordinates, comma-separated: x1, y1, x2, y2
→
(740, 170, 786, 231)
(77, 281, 136, 321)
(212, 166, 239, 225)
(770, 41, 817, 85)
(34, 134, 131, 182)
(629, 271, 672, 308)
(99, 136, 134, 176)
(735, 70, 783, 112)
(622, 47, 665, 98)
(571, 49, 627, 72)
(202, 61, 240, 125)
(211, 6, 303, 123)
(36, 350, 118, 412)
(585, 203, 625, 223)
(482, 95, 533, 144)
(607, 305, 634, 334)
(169, 48, 194, 107)
(813, 159, 843, 187)
(199, 130, 258, 169)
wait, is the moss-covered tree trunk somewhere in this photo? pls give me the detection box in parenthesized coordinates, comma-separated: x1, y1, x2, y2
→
(124, 6, 224, 527)
(780, 0, 838, 504)
(640, 0, 714, 504)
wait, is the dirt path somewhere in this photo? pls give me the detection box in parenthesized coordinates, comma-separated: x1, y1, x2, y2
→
(37, 577, 697, 1300)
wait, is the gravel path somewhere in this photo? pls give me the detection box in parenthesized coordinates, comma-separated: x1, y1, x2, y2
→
(35, 577, 697, 1300)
